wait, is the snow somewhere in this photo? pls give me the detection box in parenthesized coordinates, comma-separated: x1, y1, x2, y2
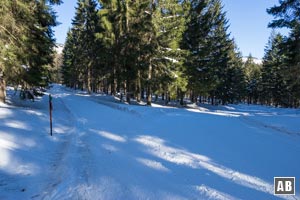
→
(163, 56, 179, 63)
(1, 84, 300, 200)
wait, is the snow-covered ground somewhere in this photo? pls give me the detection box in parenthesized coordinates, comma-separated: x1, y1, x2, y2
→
(1, 84, 300, 200)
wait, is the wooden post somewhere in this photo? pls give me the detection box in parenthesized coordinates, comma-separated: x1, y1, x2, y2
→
(49, 94, 53, 136)
(0, 70, 6, 103)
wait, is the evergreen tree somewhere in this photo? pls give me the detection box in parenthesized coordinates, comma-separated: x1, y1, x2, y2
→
(183, 0, 244, 105)
(261, 33, 288, 106)
(182, 0, 212, 102)
(62, 0, 246, 106)
(93, 0, 135, 98)
(148, 0, 188, 105)
(94, 0, 116, 94)
(267, 0, 300, 29)
(217, 43, 246, 104)
(280, 25, 300, 107)
(209, 0, 240, 105)
(267, 0, 300, 107)
(0, 0, 61, 102)
(95, 0, 187, 105)
(118, 0, 155, 103)
(244, 54, 262, 104)
(24, 0, 59, 87)
(51, 45, 63, 83)
(62, 29, 76, 88)
(63, 1, 85, 89)
(63, 0, 100, 92)
(81, 0, 100, 93)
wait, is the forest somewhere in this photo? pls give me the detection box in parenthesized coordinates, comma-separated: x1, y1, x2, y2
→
(0, 0, 299, 108)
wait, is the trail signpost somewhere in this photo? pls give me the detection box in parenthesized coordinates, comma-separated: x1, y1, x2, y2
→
(49, 94, 53, 136)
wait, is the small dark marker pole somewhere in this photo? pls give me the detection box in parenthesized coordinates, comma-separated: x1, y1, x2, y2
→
(49, 94, 53, 136)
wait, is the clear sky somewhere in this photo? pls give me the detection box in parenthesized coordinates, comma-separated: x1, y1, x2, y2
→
(222, 0, 288, 59)
(53, 1, 76, 44)
(52, 0, 287, 59)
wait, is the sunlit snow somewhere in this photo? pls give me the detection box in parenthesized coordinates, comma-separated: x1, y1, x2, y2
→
(0, 84, 299, 200)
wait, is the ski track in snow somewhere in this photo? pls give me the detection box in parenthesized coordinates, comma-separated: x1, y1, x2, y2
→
(1, 84, 300, 200)
(188, 103, 300, 137)
(240, 115, 300, 136)
(41, 88, 98, 200)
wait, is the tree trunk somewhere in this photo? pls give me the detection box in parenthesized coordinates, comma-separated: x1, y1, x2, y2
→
(136, 70, 141, 102)
(190, 91, 195, 103)
(111, 64, 117, 96)
(146, 60, 152, 106)
(180, 93, 184, 106)
(87, 63, 92, 94)
(210, 93, 215, 105)
(164, 87, 169, 105)
(141, 88, 145, 99)
(125, 79, 131, 104)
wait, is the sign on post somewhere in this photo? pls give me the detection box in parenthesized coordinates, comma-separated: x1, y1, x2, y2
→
(49, 94, 53, 136)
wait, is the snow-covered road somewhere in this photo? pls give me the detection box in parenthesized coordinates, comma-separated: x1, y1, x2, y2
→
(1, 85, 300, 200)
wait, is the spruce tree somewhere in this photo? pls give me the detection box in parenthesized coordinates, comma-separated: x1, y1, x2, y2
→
(209, 0, 236, 105)
(24, 0, 59, 87)
(0, 0, 32, 102)
(267, 0, 300, 107)
(244, 54, 262, 104)
(62, 0, 100, 92)
(119, 0, 156, 103)
(182, 0, 214, 102)
(261, 33, 288, 106)
(66, 0, 86, 89)
(281, 26, 300, 107)
(82, 0, 100, 93)
(96, 0, 131, 97)
(267, 0, 300, 29)
(183, 0, 243, 105)
(0, 0, 61, 102)
(62, 0, 246, 106)
(217, 42, 246, 104)
(62, 29, 76, 88)
(149, 0, 187, 105)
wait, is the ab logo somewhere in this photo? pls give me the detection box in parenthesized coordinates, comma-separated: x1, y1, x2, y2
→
(274, 177, 295, 195)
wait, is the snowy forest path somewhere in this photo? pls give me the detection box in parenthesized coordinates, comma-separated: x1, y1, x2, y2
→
(40, 87, 103, 199)
(38, 86, 200, 200)
(36, 85, 300, 200)
(40, 85, 151, 199)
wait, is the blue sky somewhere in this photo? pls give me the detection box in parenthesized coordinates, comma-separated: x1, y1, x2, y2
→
(222, 0, 288, 59)
(52, 0, 287, 59)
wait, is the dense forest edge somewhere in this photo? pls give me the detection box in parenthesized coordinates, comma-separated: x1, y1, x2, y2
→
(1, 0, 299, 108)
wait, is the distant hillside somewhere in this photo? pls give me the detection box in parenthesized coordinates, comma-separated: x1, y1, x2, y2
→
(54, 43, 64, 54)
(242, 57, 262, 65)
